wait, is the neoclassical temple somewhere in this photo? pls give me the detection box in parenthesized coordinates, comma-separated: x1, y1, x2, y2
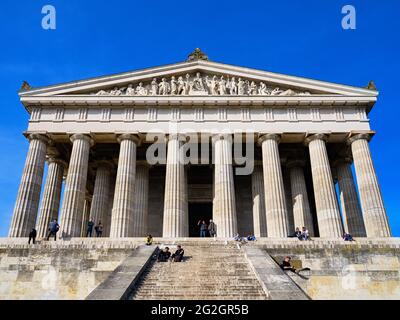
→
(8, 49, 391, 239)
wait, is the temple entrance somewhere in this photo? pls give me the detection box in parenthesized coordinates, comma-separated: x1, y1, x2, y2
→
(188, 202, 213, 237)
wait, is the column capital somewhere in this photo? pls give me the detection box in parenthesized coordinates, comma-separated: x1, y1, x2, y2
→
(257, 133, 281, 145)
(47, 156, 68, 168)
(117, 133, 141, 145)
(136, 160, 151, 168)
(70, 133, 94, 146)
(346, 133, 371, 145)
(286, 159, 306, 169)
(304, 133, 328, 146)
(211, 133, 233, 144)
(167, 133, 188, 142)
(28, 133, 51, 145)
(332, 157, 353, 167)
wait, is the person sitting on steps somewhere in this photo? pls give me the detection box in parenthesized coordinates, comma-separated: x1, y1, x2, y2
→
(280, 256, 310, 274)
(291, 227, 302, 240)
(157, 247, 171, 262)
(146, 234, 153, 245)
(171, 245, 184, 262)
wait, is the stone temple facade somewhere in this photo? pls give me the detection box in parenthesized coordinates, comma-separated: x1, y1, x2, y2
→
(8, 49, 391, 240)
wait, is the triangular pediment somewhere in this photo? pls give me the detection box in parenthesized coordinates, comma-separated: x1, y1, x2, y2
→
(19, 60, 377, 98)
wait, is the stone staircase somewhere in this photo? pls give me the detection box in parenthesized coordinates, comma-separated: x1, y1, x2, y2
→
(129, 243, 269, 300)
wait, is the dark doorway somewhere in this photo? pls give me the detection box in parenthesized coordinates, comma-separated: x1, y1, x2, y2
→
(188, 202, 213, 237)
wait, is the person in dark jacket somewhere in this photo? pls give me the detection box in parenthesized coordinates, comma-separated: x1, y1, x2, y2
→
(28, 228, 37, 244)
(47, 219, 59, 241)
(198, 220, 208, 237)
(86, 220, 94, 237)
(208, 219, 216, 237)
(280, 256, 310, 274)
(157, 247, 171, 262)
(171, 245, 184, 262)
(95, 221, 103, 237)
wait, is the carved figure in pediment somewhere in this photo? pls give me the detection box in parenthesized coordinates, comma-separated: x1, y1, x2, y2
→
(238, 78, 246, 95)
(177, 76, 186, 95)
(170, 76, 177, 95)
(278, 88, 296, 96)
(205, 75, 218, 95)
(193, 72, 205, 91)
(248, 81, 258, 95)
(135, 82, 148, 96)
(218, 76, 227, 95)
(126, 84, 135, 96)
(185, 73, 194, 94)
(158, 78, 170, 95)
(228, 77, 237, 95)
(96, 89, 109, 96)
(258, 82, 269, 95)
(110, 87, 122, 96)
(150, 78, 158, 95)
(299, 91, 311, 95)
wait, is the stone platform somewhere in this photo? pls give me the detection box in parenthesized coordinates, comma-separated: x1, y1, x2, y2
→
(0, 237, 399, 300)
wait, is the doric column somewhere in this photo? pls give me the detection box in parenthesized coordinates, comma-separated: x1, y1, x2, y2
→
(80, 197, 91, 237)
(348, 134, 391, 237)
(36, 156, 66, 238)
(163, 134, 188, 237)
(287, 160, 314, 236)
(251, 163, 267, 237)
(213, 134, 237, 238)
(306, 134, 343, 237)
(334, 158, 366, 237)
(132, 162, 149, 237)
(258, 134, 288, 238)
(59, 134, 93, 238)
(103, 175, 115, 237)
(283, 167, 295, 233)
(9, 134, 49, 237)
(110, 134, 140, 238)
(89, 162, 112, 226)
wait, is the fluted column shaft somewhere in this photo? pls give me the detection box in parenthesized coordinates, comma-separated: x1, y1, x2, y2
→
(9, 134, 49, 237)
(306, 134, 343, 237)
(213, 135, 237, 238)
(163, 135, 188, 237)
(251, 164, 267, 237)
(103, 176, 115, 237)
(36, 158, 65, 238)
(81, 199, 91, 237)
(89, 163, 111, 225)
(335, 160, 366, 236)
(259, 134, 288, 237)
(288, 162, 314, 236)
(59, 134, 93, 238)
(349, 134, 390, 237)
(133, 163, 149, 237)
(110, 134, 139, 238)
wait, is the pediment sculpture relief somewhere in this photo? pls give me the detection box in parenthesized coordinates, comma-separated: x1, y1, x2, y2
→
(94, 72, 312, 97)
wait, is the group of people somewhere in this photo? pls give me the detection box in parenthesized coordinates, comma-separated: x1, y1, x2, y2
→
(85, 219, 103, 237)
(197, 219, 216, 237)
(291, 227, 311, 241)
(157, 245, 185, 262)
(234, 234, 256, 242)
(28, 218, 60, 244)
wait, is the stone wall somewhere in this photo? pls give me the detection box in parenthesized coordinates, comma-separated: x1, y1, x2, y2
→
(256, 238, 400, 300)
(0, 238, 139, 300)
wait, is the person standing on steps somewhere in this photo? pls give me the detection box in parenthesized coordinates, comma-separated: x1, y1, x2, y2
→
(28, 228, 37, 244)
(208, 219, 216, 237)
(198, 220, 208, 237)
(86, 219, 94, 237)
(95, 221, 103, 237)
(47, 219, 59, 241)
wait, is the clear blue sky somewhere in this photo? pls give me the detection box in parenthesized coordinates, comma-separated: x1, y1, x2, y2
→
(0, 0, 398, 236)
